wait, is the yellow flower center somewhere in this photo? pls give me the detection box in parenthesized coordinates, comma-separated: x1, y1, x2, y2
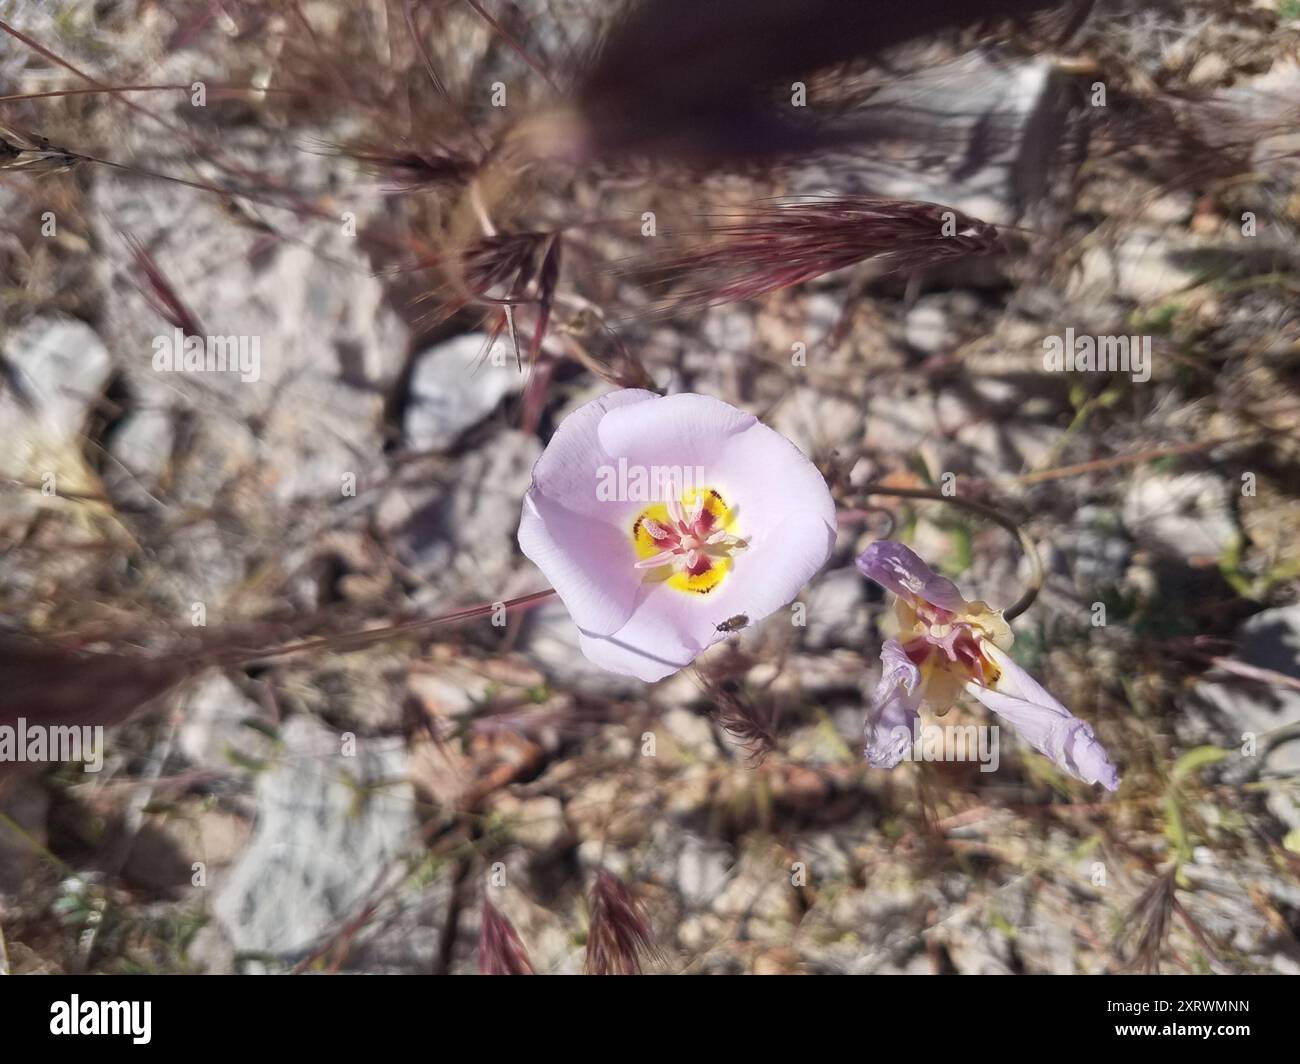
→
(630, 485, 746, 595)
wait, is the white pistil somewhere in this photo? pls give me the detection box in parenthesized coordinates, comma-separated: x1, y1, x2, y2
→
(664, 481, 686, 527)
(684, 492, 704, 524)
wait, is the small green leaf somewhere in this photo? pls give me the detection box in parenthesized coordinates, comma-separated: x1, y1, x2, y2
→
(1171, 745, 1228, 784)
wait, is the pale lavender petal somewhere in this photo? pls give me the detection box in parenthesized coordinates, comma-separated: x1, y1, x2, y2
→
(865, 639, 922, 769)
(596, 392, 757, 470)
(518, 389, 657, 637)
(581, 401, 837, 680)
(709, 418, 838, 540)
(701, 417, 839, 628)
(966, 643, 1120, 791)
(707, 510, 836, 625)
(578, 514, 832, 682)
(576, 583, 705, 682)
(855, 540, 966, 612)
(522, 389, 836, 683)
(518, 494, 643, 637)
(528, 387, 657, 520)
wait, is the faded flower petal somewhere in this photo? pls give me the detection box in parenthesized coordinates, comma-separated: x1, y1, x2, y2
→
(864, 639, 922, 768)
(966, 643, 1120, 791)
(855, 540, 967, 613)
(855, 540, 1118, 789)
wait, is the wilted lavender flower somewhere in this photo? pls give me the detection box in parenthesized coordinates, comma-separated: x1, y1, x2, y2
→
(857, 541, 1120, 791)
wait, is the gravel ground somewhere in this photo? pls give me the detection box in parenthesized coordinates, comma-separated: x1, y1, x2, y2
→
(1, 0, 1298, 975)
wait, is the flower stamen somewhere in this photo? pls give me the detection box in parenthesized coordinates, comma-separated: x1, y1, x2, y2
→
(631, 485, 746, 595)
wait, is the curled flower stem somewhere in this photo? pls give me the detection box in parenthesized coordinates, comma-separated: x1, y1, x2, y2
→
(853, 485, 1044, 622)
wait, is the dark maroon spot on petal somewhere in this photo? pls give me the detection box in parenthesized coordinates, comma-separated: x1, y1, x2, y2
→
(903, 639, 931, 665)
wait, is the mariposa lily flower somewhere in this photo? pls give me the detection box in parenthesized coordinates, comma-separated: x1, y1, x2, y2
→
(857, 541, 1120, 790)
(519, 390, 836, 681)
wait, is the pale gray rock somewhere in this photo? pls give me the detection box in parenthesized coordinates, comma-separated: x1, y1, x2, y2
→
(211, 716, 415, 963)
(699, 306, 757, 353)
(769, 386, 864, 461)
(492, 794, 570, 855)
(91, 123, 410, 508)
(333, 879, 455, 974)
(796, 831, 853, 883)
(939, 391, 1057, 478)
(1195, 604, 1300, 830)
(942, 924, 1016, 975)
(904, 297, 953, 354)
(659, 707, 720, 761)
(459, 885, 583, 975)
(862, 389, 944, 471)
(1212, 58, 1300, 176)
(176, 671, 275, 772)
(102, 406, 174, 503)
(1122, 470, 1237, 561)
(1069, 226, 1201, 304)
(903, 292, 980, 355)
(388, 428, 541, 597)
(675, 834, 734, 908)
(796, 877, 934, 974)
(791, 54, 1070, 226)
(801, 565, 870, 651)
(709, 851, 795, 948)
(0, 315, 112, 479)
(1070, 505, 1132, 592)
(403, 333, 523, 451)
(685, 308, 754, 396)
(863, 384, 1054, 481)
